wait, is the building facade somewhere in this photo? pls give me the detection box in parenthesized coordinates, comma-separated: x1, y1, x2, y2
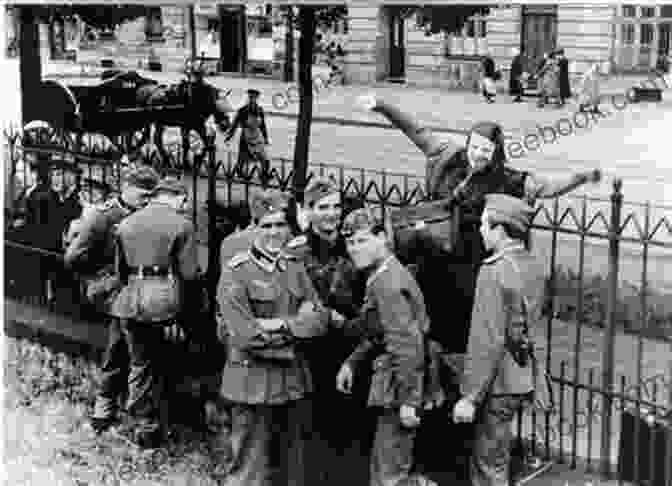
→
(345, 3, 672, 89)
(6, 4, 671, 88)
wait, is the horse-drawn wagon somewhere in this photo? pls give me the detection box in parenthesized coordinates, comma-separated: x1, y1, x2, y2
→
(22, 66, 234, 170)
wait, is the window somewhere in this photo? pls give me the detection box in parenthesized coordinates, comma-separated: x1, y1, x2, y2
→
(622, 23, 635, 44)
(478, 20, 487, 38)
(642, 6, 656, 18)
(622, 5, 636, 17)
(662, 5, 672, 18)
(641, 23, 654, 44)
(466, 20, 475, 38)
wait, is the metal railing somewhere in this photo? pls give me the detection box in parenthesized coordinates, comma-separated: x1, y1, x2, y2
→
(4, 129, 671, 483)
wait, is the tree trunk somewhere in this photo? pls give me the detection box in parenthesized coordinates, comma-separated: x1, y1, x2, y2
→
(188, 5, 197, 61)
(19, 6, 42, 126)
(291, 6, 316, 204)
(283, 7, 295, 83)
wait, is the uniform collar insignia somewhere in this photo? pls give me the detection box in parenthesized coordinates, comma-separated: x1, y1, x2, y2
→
(483, 243, 526, 264)
(366, 255, 394, 288)
(250, 243, 279, 273)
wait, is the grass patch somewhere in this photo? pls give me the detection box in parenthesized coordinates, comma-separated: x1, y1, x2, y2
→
(4, 336, 223, 486)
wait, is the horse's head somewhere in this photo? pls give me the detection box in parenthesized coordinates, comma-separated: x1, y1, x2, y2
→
(212, 88, 233, 131)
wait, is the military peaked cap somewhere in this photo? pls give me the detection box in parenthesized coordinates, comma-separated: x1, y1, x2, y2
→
(252, 189, 290, 220)
(247, 88, 261, 97)
(304, 177, 339, 207)
(484, 194, 535, 233)
(122, 165, 160, 191)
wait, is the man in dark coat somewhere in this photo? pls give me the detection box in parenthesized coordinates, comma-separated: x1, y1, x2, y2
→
(556, 49, 572, 106)
(225, 88, 271, 185)
(481, 54, 497, 103)
(509, 48, 524, 102)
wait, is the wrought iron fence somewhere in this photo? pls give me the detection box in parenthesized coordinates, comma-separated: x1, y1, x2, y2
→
(3, 128, 672, 483)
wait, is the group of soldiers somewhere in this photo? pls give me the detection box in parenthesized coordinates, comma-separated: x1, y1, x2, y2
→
(60, 92, 603, 486)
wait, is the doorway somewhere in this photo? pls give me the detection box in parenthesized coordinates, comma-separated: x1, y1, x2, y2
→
(520, 5, 558, 74)
(388, 8, 406, 80)
(219, 7, 245, 73)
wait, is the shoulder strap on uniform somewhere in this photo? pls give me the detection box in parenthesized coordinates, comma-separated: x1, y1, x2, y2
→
(228, 251, 250, 269)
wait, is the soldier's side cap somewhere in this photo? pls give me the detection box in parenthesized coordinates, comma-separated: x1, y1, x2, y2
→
(252, 189, 290, 220)
(247, 88, 261, 96)
(341, 207, 380, 237)
(304, 177, 339, 207)
(122, 165, 160, 191)
(484, 194, 535, 233)
(155, 176, 187, 195)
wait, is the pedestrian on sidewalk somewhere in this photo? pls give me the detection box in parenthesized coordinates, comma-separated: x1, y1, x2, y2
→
(577, 63, 602, 114)
(481, 52, 498, 103)
(453, 193, 553, 486)
(225, 88, 272, 186)
(556, 49, 572, 107)
(509, 48, 524, 103)
(64, 165, 160, 435)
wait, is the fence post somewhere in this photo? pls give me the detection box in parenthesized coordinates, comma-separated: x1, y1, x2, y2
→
(600, 178, 623, 477)
(206, 136, 219, 321)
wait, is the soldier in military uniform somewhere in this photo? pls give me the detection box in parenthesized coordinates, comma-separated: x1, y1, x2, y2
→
(454, 194, 552, 486)
(214, 189, 331, 486)
(359, 95, 601, 480)
(336, 207, 432, 486)
(64, 165, 160, 434)
(110, 177, 200, 448)
(285, 178, 372, 486)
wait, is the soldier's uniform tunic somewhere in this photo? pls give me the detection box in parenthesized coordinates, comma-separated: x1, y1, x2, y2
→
(111, 200, 199, 431)
(461, 245, 545, 486)
(345, 255, 429, 486)
(216, 244, 330, 486)
(64, 196, 137, 422)
(285, 231, 372, 486)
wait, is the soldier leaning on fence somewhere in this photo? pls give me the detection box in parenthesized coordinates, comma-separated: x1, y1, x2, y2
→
(283, 177, 374, 486)
(213, 189, 330, 486)
(109, 176, 200, 448)
(225, 88, 271, 185)
(64, 165, 160, 435)
(453, 194, 553, 486)
(335, 207, 435, 486)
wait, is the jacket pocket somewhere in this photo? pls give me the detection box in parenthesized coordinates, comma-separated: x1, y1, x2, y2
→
(247, 283, 277, 318)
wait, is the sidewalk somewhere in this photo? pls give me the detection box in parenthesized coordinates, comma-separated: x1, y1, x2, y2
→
(41, 59, 671, 137)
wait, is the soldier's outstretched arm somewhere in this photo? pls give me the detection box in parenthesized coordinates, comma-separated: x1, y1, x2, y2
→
(525, 169, 602, 201)
(359, 94, 453, 158)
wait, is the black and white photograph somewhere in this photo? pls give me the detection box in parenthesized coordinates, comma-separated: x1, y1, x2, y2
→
(2, 2, 672, 486)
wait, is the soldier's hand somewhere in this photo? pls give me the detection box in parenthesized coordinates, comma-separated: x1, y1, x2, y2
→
(356, 93, 378, 112)
(258, 318, 286, 333)
(588, 169, 602, 184)
(453, 398, 477, 424)
(336, 363, 354, 394)
(400, 404, 421, 428)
